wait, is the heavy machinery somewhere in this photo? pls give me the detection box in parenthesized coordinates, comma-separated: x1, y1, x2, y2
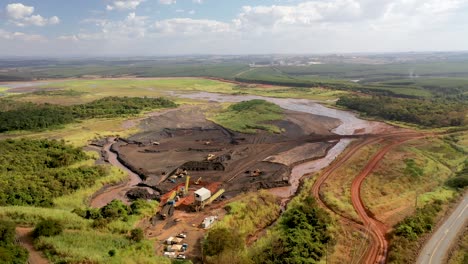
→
(159, 202, 175, 219)
(250, 169, 262, 177)
(206, 154, 215, 161)
(195, 177, 202, 185)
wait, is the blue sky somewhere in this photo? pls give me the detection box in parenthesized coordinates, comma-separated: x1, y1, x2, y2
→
(1, 0, 468, 56)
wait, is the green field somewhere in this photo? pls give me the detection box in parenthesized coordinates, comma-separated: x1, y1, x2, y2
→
(210, 100, 284, 134)
(5, 59, 468, 99)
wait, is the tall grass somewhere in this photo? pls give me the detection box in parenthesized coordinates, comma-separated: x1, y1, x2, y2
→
(215, 190, 280, 238)
(36, 230, 170, 264)
(0, 206, 90, 229)
(209, 100, 284, 134)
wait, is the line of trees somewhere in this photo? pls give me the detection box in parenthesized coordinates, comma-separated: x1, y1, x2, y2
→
(337, 96, 467, 127)
(0, 96, 177, 132)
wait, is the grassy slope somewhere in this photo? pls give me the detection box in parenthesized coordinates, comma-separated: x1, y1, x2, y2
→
(362, 136, 466, 225)
(321, 143, 382, 223)
(0, 117, 140, 147)
(210, 100, 284, 134)
(36, 231, 170, 264)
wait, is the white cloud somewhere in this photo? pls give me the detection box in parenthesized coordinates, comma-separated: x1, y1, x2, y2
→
(106, 0, 145, 11)
(3, 0, 468, 56)
(5, 3, 33, 19)
(159, 0, 176, 5)
(193, 0, 203, 4)
(5, 3, 60, 26)
(154, 18, 231, 34)
(0, 29, 46, 41)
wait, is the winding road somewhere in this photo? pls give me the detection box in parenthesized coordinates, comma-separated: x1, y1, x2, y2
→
(416, 191, 468, 264)
(311, 132, 426, 264)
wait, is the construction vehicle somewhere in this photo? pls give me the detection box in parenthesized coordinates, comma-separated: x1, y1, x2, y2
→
(206, 154, 215, 161)
(195, 177, 202, 185)
(250, 169, 262, 177)
(159, 202, 175, 219)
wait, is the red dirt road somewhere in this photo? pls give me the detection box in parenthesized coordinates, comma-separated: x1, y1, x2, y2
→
(311, 132, 426, 264)
(16, 227, 49, 264)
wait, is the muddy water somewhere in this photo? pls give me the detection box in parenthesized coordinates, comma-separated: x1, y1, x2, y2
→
(0, 81, 51, 89)
(170, 91, 387, 200)
(90, 138, 143, 208)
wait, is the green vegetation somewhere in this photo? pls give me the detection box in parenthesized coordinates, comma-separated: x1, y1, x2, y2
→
(33, 219, 63, 238)
(0, 206, 91, 229)
(202, 191, 280, 264)
(337, 96, 467, 127)
(388, 201, 442, 263)
(249, 195, 332, 264)
(35, 230, 169, 264)
(218, 191, 281, 238)
(0, 96, 177, 132)
(448, 228, 468, 264)
(202, 187, 332, 264)
(0, 220, 29, 264)
(203, 227, 244, 258)
(0, 138, 109, 207)
(211, 100, 284, 133)
(446, 160, 468, 189)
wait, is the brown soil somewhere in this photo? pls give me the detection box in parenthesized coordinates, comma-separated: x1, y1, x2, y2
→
(16, 227, 49, 264)
(114, 106, 342, 198)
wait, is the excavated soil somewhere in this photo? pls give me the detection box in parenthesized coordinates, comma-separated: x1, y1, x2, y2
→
(114, 105, 341, 197)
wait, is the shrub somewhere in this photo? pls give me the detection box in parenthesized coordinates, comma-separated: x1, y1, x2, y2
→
(203, 227, 243, 257)
(129, 228, 144, 242)
(33, 219, 63, 238)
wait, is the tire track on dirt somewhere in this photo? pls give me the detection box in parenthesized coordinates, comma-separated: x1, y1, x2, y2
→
(352, 135, 425, 264)
(311, 131, 426, 264)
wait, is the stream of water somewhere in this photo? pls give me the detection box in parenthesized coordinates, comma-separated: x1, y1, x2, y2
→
(170, 91, 387, 199)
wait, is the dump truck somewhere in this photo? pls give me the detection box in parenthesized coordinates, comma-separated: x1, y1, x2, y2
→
(159, 203, 175, 219)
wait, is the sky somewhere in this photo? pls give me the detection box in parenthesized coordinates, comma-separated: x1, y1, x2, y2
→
(1, 0, 468, 57)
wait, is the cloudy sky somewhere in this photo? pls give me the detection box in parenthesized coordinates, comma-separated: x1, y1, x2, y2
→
(1, 0, 467, 56)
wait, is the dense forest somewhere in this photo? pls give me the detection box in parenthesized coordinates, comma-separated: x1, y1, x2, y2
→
(337, 96, 467, 127)
(0, 96, 177, 132)
(0, 139, 107, 206)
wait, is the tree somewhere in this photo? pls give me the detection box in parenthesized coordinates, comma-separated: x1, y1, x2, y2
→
(129, 228, 144, 242)
(203, 227, 244, 257)
(100, 200, 129, 220)
(32, 219, 63, 239)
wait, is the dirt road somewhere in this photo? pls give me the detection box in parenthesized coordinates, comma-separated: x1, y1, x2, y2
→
(311, 132, 425, 264)
(16, 227, 49, 264)
(416, 191, 468, 264)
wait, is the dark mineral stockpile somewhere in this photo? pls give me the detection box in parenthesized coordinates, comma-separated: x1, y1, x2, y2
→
(114, 106, 341, 198)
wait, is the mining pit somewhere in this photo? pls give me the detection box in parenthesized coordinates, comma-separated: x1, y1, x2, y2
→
(113, 106, 341, 199)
